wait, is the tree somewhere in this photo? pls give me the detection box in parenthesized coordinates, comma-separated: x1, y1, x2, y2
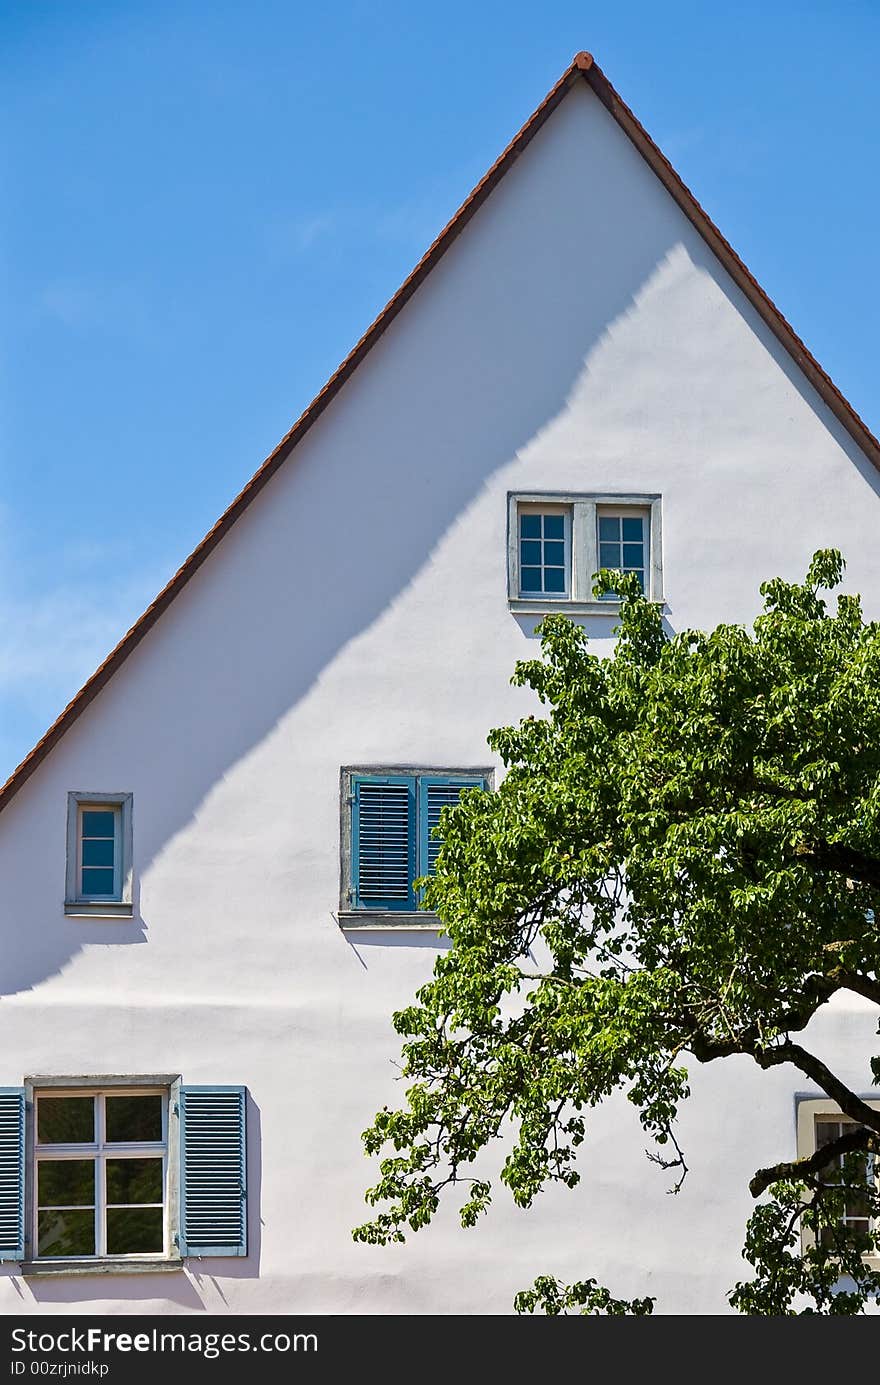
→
(353, 551, 880, 1314)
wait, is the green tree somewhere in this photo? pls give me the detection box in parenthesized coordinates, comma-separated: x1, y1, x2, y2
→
(354, 552, 880, 1314)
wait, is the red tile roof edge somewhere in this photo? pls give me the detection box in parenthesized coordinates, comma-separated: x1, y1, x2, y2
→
(1, 51, 877, 816)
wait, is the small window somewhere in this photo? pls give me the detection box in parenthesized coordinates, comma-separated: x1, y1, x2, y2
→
(34, 1087, 167, 1260)
(65, 792, 133, 916)
(597, 507, 648, 598)
(795, 1098, 880, 1268)
(339, 768, 492, 925)
(508, 493, 662, 613)
(518, 506, 570, 598)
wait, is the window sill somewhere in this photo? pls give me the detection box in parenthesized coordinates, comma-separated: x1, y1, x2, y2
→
(64, 900, 133, 919)
(20, 1257, 184, 1278)
(508, 598, 665, 617)
(337, 911, 445, 932)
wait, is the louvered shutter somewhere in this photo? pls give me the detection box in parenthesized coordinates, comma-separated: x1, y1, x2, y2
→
(179, 1086, 247, 1257)
(352, 776, 416, 910)
(0, 1088, 25, 1262)
(418, 777, 487, 882)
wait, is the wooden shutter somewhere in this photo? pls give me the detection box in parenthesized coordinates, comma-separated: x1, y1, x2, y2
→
(352, 776, 415, 910)
(179, 1086, 247, 1257)
(419, 778, 485, 879)
(0, 1089, 25, 1262)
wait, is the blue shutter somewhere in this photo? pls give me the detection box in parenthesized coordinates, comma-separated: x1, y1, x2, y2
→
(179, 1086, 247, 1257)
(418, 777, 486, 881)
(352, 775, 416, 910)
(0, 1088, 25, 1262)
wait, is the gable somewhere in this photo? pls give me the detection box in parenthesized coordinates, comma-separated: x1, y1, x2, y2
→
(1, 51, 878, 819)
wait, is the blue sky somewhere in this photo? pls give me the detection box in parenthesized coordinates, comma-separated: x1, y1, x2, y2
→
(2, 1, 879, 781)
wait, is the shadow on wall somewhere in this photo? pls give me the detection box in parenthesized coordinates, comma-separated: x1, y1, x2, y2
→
(2, 106, 879, 1000)
(0, 1095, 262, 1309)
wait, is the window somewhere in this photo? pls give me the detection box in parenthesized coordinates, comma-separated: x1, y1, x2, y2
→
(35, 1088, 167, 1259)
(795, 1098, 880, 1268)
(518, 508, 570, 597)
(508, 493, 662, 613)
(65, 792, 133, 916)
(597, 509, 647, 597)
(0, 1079, 249, 1271)
(815, 1117, 875, 1250)
(339, 768, 492, 926)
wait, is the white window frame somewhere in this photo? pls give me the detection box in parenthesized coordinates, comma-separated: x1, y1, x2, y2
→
(515, 503, 572, 601)
(795, 1097, 880, 1270)
(595, 504, 651, 602)
(507, 492, 663, 615)
(65, 791, 133, 917)
(30, 1083, 173, 1265)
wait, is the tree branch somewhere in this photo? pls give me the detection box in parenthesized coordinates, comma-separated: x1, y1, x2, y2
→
(749, 1126, 880, 1196)
(796, 840, 880, 892)
(758, 1042, 880, 1131)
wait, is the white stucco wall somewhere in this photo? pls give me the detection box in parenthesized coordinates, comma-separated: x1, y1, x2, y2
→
(2, 79, 879, 1315)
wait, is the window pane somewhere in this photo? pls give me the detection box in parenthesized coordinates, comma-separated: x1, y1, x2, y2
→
(106, 1095, 163, 1144)
(520, 568, 542, 592)
(38, 1097, 94, 1145)
(816, 1120, 845, 1148)
(599, 544, 620, 568)
(544, 568, 565, 593)
(621, 517, 644, 541)
(81, 838, 115, 868)
(520, 540, 542, 566)
(38, 1159, 95, 1207)
(81, 868, 115, 896)
(107, 1158, 163, 1205)
(543, 541, 564, 566)
(519, 514, 541, 539)
(846, 1186, 872, 1219)
(107, 1207, 163, 1255)
(81, 811, 115, 838)
(622, 543, 644, 566)
(543, 515, 564, 540)
(598, 516, 620, 541)
(38, 1209, 95, 1257)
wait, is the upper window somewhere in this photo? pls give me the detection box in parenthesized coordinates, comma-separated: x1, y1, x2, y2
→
(518, 507, 570, 598)
(35, 1087, 167, 1260)
(508, 493, 662, 613)
(597, 509, 647, 597)
(65, 792, 133, 917)
(339, 768, 492, 925)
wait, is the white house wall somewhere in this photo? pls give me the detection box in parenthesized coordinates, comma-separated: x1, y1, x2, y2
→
(1, 79, 879, 1314)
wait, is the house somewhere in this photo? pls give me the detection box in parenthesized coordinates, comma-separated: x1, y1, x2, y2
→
(1, 51, 878, 1315)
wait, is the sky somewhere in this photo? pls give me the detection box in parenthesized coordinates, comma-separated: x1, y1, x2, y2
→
(1, 0, 879, 782)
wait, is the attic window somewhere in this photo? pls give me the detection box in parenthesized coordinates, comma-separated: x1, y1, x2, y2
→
(518, 507, 570, 597)
(508, 492, 663, 615)
(65, 792, 133, 918)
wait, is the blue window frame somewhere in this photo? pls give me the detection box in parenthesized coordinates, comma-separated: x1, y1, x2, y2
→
(597, 510, 647, 597)
(518, 509, 569, 597)
(349, 772, 488, 911)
